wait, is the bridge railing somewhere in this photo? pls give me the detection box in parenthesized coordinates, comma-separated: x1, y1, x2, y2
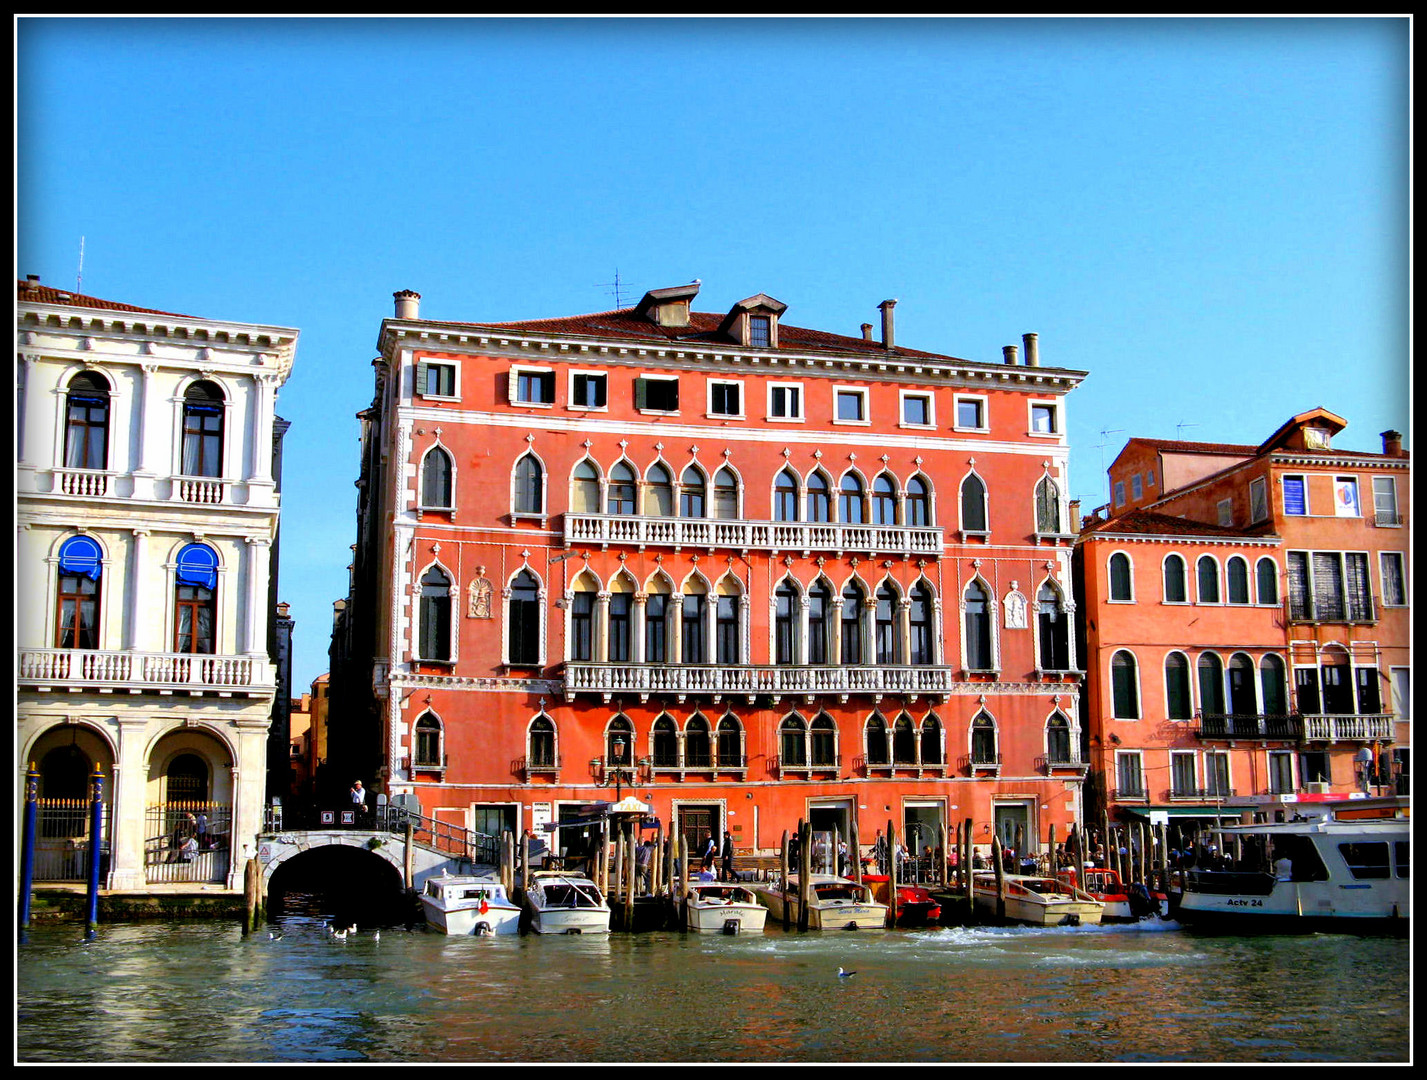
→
(373, 804, 501, 867)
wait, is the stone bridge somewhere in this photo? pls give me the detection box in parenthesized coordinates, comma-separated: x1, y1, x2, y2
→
(255, 829, 497, 894)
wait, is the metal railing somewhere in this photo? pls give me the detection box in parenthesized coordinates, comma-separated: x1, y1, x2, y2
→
(145, 802, 232, 884)
(1196, 713, 1303, 740)
(32, 799, 110, 882)
(563, 512, 944, 557)
(373, 804, 501, 866)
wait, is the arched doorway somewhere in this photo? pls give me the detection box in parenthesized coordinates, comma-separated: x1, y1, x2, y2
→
(146, 730, 235, 885)
(27, 723, 115, 882)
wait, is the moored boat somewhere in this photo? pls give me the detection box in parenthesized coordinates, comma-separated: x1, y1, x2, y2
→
(681, 881, 768, 934)
(520, 870, 612, 935)
(419, 873, 523, 936)
(1174, 806, 1409, 934)
(754, 874, 888, 930)
(1057, 866, 1165, 921)
(862, 874, 942, 927)
(972, 872, 1104, 927)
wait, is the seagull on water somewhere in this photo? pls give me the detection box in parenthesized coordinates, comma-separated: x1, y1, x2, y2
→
(837, 967, 856, 979)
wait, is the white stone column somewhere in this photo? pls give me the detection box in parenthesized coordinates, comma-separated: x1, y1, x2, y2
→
(244, 537, 272, 654)
(595, 592, 611, 664)
(632, 594, 648, 664)
(670, 594, 684, 664)
(107, 718, 152, 891)
(17, 353, 43, 468)
(797, 595, 811, 666)
(128, 529, 150, 651)
(899, 597, 913, 666)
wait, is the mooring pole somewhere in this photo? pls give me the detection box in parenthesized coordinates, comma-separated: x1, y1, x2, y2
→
(798, 820, 812, 932)
(83, 768, 104, 941)
(779, 830, 790, 931)
(19, 763, 39, 943)
(887, 818, 899, 928)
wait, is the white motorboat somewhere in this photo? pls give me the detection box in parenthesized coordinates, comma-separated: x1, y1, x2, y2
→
(1174, 805, 1409, 933)
(754, 874, 888, 930)
(520, 870, 611, 935)
(681, 881, 768, 935)
(419, 873, 523, 936)
(973, 872, 1104, 927)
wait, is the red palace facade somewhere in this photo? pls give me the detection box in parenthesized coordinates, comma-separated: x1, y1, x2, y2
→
(328, 283, 1089, 862)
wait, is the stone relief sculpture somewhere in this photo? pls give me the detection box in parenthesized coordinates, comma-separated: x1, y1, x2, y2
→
(468, 574, 493, 619)
(1003, 582, 1027, 629)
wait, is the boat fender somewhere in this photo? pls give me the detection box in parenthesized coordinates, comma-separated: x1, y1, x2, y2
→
(565, 927, 583, 935)
(473, 922, 492, 937)
(722, 918, 741, 935)
(844, 921, 860, 931)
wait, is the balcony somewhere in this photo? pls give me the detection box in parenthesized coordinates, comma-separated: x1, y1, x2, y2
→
(772, 755, 842, 780)
(17, 648, 275, 696)
(53, 467, 113, 497)
(863, 756, 951, 779)
(1285, 598, 1377, 626)
(1041, 753, 1090, 775)
(1195, 714, 1304, 741)
(1167, 786, 1237, 802)
(563, 513, 944, 558)
(562, 662, 957, 702)
(1301, 713, 1394, 743)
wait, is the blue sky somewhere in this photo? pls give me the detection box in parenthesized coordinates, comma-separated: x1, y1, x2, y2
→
(17, 17, 1410, 690)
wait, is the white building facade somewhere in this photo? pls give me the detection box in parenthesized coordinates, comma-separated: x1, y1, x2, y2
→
(16, 276, 298, 892)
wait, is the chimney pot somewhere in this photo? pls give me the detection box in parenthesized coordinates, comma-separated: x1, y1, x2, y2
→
(861, 323, 873, 342)
(1023, 332, 1040, 367)
(393, 290, 421, 320)
(1381, 429, 1404, 457)
(1003, 345, 1019, 365)
(878, 299, 897, 350)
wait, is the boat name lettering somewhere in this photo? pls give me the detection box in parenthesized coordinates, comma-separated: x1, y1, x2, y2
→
(1226, 898, 1264, 908)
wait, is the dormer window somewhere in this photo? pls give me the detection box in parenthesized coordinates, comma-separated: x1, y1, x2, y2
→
(720, 293, 787, 348)
(749, 315, 771, 348)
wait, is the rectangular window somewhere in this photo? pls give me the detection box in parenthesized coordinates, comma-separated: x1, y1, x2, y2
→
(1333, 477, 1361, 517)
(709, 381, 742, 417)
(1356, 667, 1382, 715)
(570, 372, 607, 409)
(1205, 752, 1230, 797)
(1299, 751, 1330, 784)
(1030, 402, 1058, 435)
(834, 387, 868, 423)
(1147, 469, 1157, 488)
(1282, 475, 1307, 516)
(1249, 477, 1269, 523)
(418, 361, 457, 398)
(634, 376, 679, 412)
(1217, 499, 1233, 527)
(955, 397, 986, 431)
(1268, 751, 1294, 794)
(1295, 666, 1321, 715)
(748, 315, 771, 347)
(901, 392, 932, 427)
(769, 383, 803, 420)
(1113, 481, 1125, 507)
(512, 369, 555, 405)
(1390, 667, 1410, 720)
(1131, 473, 1143, 501)
(1372, 477, 1399, 525)
(1170, 752, 1197, 797)
(1311, 552, 1345, 621)
(1116, 754, 1144, 798)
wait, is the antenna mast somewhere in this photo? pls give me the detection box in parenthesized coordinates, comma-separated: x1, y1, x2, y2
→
(596, 268, 634, 309)
(76, 236, 85, 292)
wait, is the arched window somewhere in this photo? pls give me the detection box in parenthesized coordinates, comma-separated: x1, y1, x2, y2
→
(775, 580, 800, 665)
(644, 463, 673, 516)
(1046, 712, 1072, 764)
(508, 570, 540, 664)
(419, 566, 453, 661)
(167, 753, 209, 803)
(909, 583, 933, 665)
(1321, 647, 1354, 714)
(1035, 477, 1061, 534)
(1256, 558, 1279, 605)
(971, 713, 997, 764)
(652, 715, 678, 768)
(608, 589, 632, 663)
(414, 712, 442, 767)
(181, 381, 224, 478)
(1165, 652, 1192, 720)
(780, 714, 807, 767)
(40, 742, 91, 801)
(872, 474, 898, 525)
(1111, 651, 1139, 718)
(1198, 653, 1225, 716)
(685, 714, 711, 768)
(644, 589, 668, 663)
(960, 473, 987, 532)
(964, 580, 993, 671)
(529, 715, 557, 769)
(571, 460, 601, 514)
(713, 468, 739, 519)
(514, 455, 543, 515)
(1260, 655, 1287, 716)
(875, 584, 900, 665)
(806, 472, 831, 523)
(173, 543, 219, 655)
(892, 713, 916, 764)
(807, 581, 833, 664)
(606, 715, 633, 768)
(1226, 556, 1250, 604)
(774, 469, 799, 522)
(1197, 556, 1220, 603)
(906, 476, 931, 526)
(716, 715, 743, 767)
(839, 474, 866, 524)
(1228, 653, 1257, 714)
(1109, 553, 1133, 601)
(64, 372, 110, 470)
(1037, 581, 1069, 670)
(1163, 554, 1187, 603)
(920, 714, 943, 765)
(681, 585, 706, 664)
(715, 589, 740, 665)
(55, 535, 103, 649)
(865, 713, 890, 765)
(841, 581, 865, 664)
(607, 462, 636, 515)
(422, 447, 453, 508)
(810, 714, 837, 767)
(679, 467, 706, 517)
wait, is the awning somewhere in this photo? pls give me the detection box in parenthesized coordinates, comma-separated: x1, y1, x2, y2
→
(1123, 806, 1246, 821)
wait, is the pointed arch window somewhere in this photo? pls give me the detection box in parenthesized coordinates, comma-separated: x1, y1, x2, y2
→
(810, 714, 837, 767)
(514, 455, 543, 515)
(971, 713, 998, 765)
(960, 473, 987, 532)
(652, 715, 679, 768)
(906, 476, 931, 526)
(841, 581, 865, 664)
(56, 535, 103, 650)
(774, 469, 799, 522)
(529, 715, 557, 769)
(569, 586, 595, 662)
(1111, 650, 1140, 718)
(716, 590, 740, 665)
(920, 714, 943, 765)
(1198, 653, 1225, 716)
(716, 715, 743, 768)
(413, 712, 442, 768)
(1046, 712, 1072, 764)
(875, 584, 900, 665)
(892, 713, 916, 764)
(840, 474, 866, 524)
(423, 446, 454, 508)
(419, 566, 453, 662)
(508, 570, 541, 664)
(571, 460, 601, 514)
(779, 714, 807, 767)
(964, 580, 993, 671)
(681, 588, 707, 663)
(806, 472, 831, 522)
(645, 463, 673, 516)
(685, 714, 712, 768)
(713, 467, 739, 519)
(64, 372, 110, 470)
(606, 715, 634, 768)
(607, 462, 636, 515)
(174, 543, 219, 655)
(1035, 476, 1061, 534)
(775, 581, 800, 665)
(872, 474, 898, 525)
(608, 591, 632, 663)
(644, 591, 668, 663)
(181, 381, 225, 478)
(679, 467, 706, 517)
(1037, 581, 1069, 670)
(808, 582, 833, 664)
(1165, 652, 1192, 720)
(865, 713, 890, 765)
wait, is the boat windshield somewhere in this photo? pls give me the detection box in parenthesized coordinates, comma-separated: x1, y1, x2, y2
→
(812, 884, 863, 901)
(542, 883, 603, 908)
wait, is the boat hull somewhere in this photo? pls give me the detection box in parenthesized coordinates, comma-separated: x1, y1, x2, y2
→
(420, 896, 522, 936)
(754, 885, 887, 930)
(972, 875, 1104, 927)
(1175, 880, 1409, 935)
(684, 901, 768, 934)
(526, 905, 612, 935)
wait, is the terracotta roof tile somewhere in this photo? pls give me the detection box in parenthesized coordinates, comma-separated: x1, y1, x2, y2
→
(17, 279, 195, 319)
(1126, 437, 1259, 456)
(1083, 508, 1277, 541)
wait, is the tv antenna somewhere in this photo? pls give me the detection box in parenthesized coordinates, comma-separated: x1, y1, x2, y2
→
(1175, 421, 1200, 440)
(596, 268, 635, 310)
(76, 236, 85, 292)
(1093, 428, 1125, 503)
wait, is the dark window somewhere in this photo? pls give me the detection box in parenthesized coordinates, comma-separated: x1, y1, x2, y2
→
(872, 474, 897, 525)
(1163, 555, 1187, 602)
(892, 714, 916, 764)
(841, 583, 865, 664)
(181, 381, 224, 478)
(806, 472, 830, 522)
(414, 713, 441, 767)
(685, 716, 711, 767)
(1339, 842, 1391, 880)
(1037, 583, 1069, 670)
(64, 372, 110, 470)
(529, 717, 556, 768)
(716, 595, 739, 665)
(780, 716, 806, 767)
(1197, 556, 1220, 603)
(961, 473, 987, 531)
(865, 714, 889, 765)
(957, 398, 983, 429)
(1321, 655, 1353, 714)
(775, 583, 799, 665)
(1047, 714, 1072, 763)
(836, 390, 864, 422)
(1345, 553, 1373, 620)
(971, 714, 997, 764)
(1356, 666, 1382, 715)
(770, 385, 800, 418)
(710, 382, 741, 416)
(1108, 553, 1132, 601)
(774, 469, 799, 522)
(1035, 477, 1060, 533)
(572, 373, 606, 408)
(1295, 666, 1321, 714)
(608, 593, 632, 663)
(644, 594, 668, 663)
(906, 476, 931, 526)
(1165, 654, 1192, 720)
(1257, 558, 1278, 605)
(748, 315, 771, 347)
(652, 717, 678, 768)
(607, 463, 636, 515)
(1111, 651, 1139, 718)
(909, 585, 932, 665)
(516, 371, 555, 404)
(964, 581, 992, 670)
(420, 363, 456, 397)
(1198, 653, 1224, 715)
(1380, 553, 1405, 607)
(422, 447, 453, 508)
(570, 592, 594, 662)
(875, 586, 899, 665)
(717, 717, 742, 767)
(508, 571, 540, 664)
(682, 592, 706, 663)
(514, 455, 542, 514)
(1227, 557, 1250, 604)
(680, 468, 706, 518)
(840, 475, 865, 524)
(419, 568, 452, 661)
(903, 395, 929, 426)
(635, 377, 678, 411)
(810, 715, 836, 766)
(807, 584, 832, 665)
(920, 716, 942, 764)
(1261, 656, 1287, 716)
(1228, 654, 1256, 714)
(606, 717, 633, 767)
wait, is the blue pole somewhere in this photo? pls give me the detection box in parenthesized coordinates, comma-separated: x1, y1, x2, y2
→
(84, 767, 104, 941)
(18, 763, 39, 944)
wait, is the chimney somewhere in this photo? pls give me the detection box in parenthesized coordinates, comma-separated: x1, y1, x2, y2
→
(878, 299, 897, 349)
(1003, 345, 1019, 365)
(861, 323, 874, 342)
(393, 290, 421, 319)
(1068, 499, 1081, 530)
(24, 274, 40, 293)
(1381, 430, 1404, 457)
(1023, 332, 1040, 367)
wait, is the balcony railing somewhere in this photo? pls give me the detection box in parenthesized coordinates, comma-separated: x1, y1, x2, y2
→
(1301, 713, 1394, 742)
(1167, 786, 1237, 801)
(563, 662, 957, 701)
(1285, 597, 1377, 625)
(563, 512, 944, 557)
(53, 467, 112, 497)
(18, 648, 275, 694)
(1196, 713, 1304, 740)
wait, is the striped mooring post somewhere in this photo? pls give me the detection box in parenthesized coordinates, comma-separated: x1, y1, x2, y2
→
(84, 767, 105, 941)
(19, 762, 39, 943)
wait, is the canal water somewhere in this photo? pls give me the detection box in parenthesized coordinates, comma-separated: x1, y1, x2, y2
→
(17, 913, 1409, 1062)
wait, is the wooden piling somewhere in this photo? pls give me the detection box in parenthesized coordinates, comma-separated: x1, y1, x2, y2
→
(963, 817, 974, 909)
(242, 856, 261, 935)
(780, 830, 790, 931)
(798, 820, 812, 932)
(991, 835, 1006, 922)
(613, 831, 625, 909)
(850, 816, 862, 885)
(886, 818, 900, 928)
(938, 821, 949, 887)
(623, 822, 635, 930)
(520, 831, 530, 893)
(678, 835, 690, 930)
(653, 823, 664, 897)
(1048, 822, 1057, 874)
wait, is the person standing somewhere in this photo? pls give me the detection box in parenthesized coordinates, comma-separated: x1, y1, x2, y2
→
(702, 832, 717, 875)
(636, 838, 653, 894)
(350, 780, 367, 824)
(872, 829, 888, 875)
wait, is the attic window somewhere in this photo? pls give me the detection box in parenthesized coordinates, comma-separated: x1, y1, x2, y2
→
(749, 315, 771, 348)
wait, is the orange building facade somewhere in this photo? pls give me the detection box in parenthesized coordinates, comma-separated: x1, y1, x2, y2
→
(329, 283, 1091, 862)
(1077, 409, 1409, 831)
